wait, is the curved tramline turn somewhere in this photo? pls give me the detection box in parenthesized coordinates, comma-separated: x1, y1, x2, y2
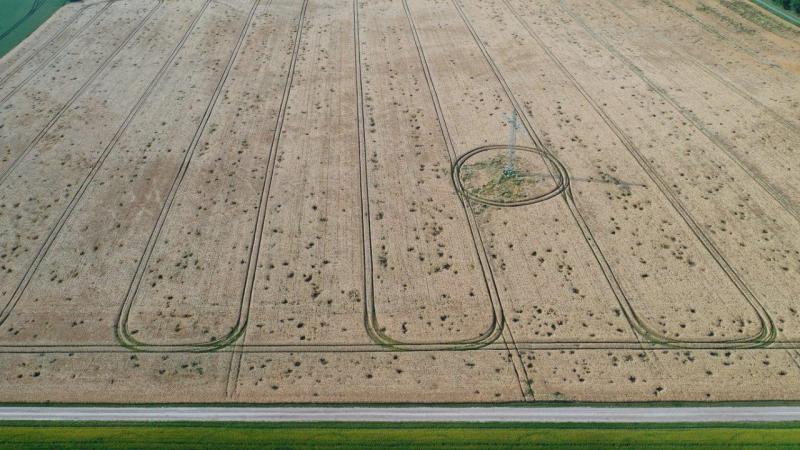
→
(450, 0, 777, 349)
(0, 0, 798, 405)
(0, 0, 786, 353)
(354, 0, 507, 352)
(0, 0, 214, 345)
(115, 0, 267, 352)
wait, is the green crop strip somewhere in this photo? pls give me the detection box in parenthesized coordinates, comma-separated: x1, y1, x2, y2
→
(1, 421, 800, 449)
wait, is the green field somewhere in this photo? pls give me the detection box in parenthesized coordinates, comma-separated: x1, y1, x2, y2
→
(1, 422, 800, 449)
(0, 0, 70, 57)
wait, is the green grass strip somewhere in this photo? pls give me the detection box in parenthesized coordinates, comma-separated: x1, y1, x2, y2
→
(1, 421, 800, 449)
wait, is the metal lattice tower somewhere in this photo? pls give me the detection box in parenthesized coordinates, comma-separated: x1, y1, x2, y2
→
(503, 110, 520, 177)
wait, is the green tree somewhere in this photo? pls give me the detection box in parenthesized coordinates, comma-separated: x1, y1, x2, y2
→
(793, 0, 800, 13)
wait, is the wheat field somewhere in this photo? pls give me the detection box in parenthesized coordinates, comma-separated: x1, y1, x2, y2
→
(0, 0, 797, 403)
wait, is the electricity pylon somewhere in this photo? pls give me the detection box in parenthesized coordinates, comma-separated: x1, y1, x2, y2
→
(503, 110, 519, 177)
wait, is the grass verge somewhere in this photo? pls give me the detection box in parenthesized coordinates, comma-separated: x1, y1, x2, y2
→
(1, 421, 800, 449)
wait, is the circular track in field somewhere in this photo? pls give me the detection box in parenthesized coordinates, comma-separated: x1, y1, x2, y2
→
(453, 145, 569, 207)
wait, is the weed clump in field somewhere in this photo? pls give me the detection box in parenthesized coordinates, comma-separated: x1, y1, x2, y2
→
(460, 154, 548, 204)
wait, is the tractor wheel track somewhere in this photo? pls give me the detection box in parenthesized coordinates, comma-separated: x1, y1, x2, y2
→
(115, 0, 265, 354)
(0, 0, 161, 187)
(455, 0, 776, 349)
(225, 0, 308, 398)
(0, 2, 114, 101)
(605, 0, 800, 136)
(400, 0, 530, 399)
(557, 0, 800, 226)
(0, 1, 212, 337)
(355, 0, 505, 353)
(0, 1, 108, 90)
